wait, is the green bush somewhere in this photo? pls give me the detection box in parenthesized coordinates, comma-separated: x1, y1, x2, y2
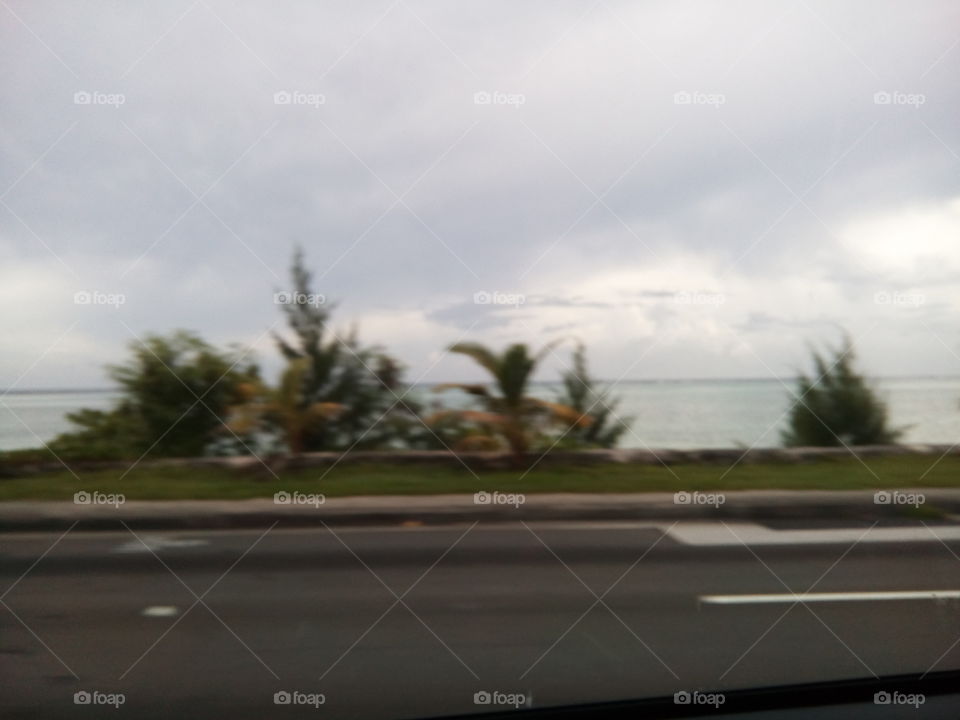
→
(782, 337, 901, 447)
(556, 342, 632, 448)
(49, 331, 259, 459)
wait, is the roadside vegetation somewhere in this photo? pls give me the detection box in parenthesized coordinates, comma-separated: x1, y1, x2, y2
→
(429, 341, 588, 464)
(33, 248, 628, 464)
(1, 250, 917, 479)
(555, 342, 632, 449)
(46, 331, 259, 461)
(782, 337, 902, 447)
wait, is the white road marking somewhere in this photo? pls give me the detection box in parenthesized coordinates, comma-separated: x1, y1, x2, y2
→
(669, 522, 960, 546)
(701, 590, 960, 605)
(13, 520, 958, 547)
(114, 536, 208, 553)
(141, 606, 180, 617)
(341, 521, 960, 548)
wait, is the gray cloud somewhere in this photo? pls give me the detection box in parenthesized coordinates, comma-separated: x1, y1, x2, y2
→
(2, 0, 960, 387)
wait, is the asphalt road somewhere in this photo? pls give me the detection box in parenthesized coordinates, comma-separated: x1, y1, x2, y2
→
(2, 522, 960, 718)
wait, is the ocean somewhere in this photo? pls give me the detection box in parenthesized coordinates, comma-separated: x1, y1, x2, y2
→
(2, 378, 959, 452)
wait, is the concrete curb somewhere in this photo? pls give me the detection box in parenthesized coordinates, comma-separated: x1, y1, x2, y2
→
(1, 490, 957, 532)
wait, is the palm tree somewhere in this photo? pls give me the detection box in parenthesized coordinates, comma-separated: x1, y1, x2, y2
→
(270, 358, 346, 453)
(226, 358, 344, 455)
(431, 342, 589, 463)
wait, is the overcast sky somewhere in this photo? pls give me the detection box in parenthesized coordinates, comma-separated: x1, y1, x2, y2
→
(2, 0, 960, 388)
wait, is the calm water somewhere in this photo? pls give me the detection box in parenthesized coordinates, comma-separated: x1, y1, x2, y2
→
(583, 378, 960, 449)
(0, 391, 123, 452)
(2, 379, 959, 452)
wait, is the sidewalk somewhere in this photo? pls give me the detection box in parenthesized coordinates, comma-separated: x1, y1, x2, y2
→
(1, 489, 958, 532)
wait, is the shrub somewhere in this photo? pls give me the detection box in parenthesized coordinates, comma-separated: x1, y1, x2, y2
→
(49, 331, 258, 459)
(556, 342, 631, 448)
(782, 337, 901, 447)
